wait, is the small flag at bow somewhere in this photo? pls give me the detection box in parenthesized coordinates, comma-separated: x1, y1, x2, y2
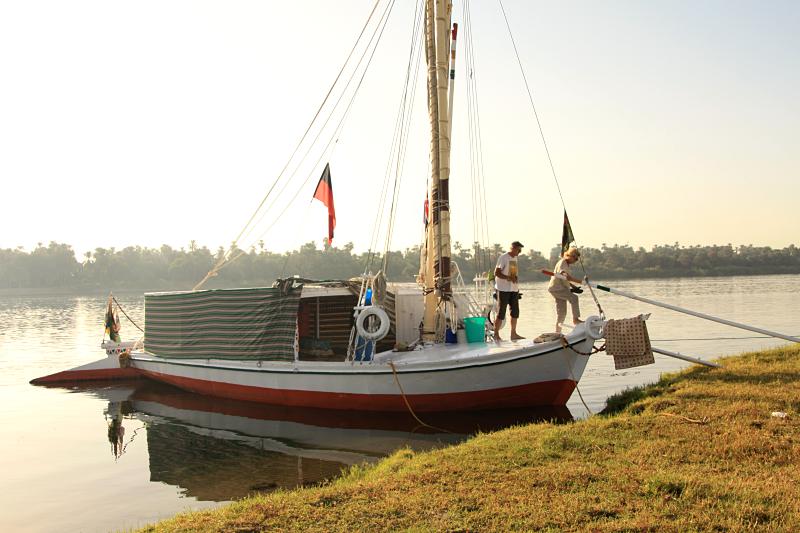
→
(104, 295, 121, 343)
(561, 210, 575, 255)
(313, 163, 336, 245)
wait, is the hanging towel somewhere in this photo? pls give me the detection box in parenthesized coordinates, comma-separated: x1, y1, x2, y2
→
(604, 316, 655, 370)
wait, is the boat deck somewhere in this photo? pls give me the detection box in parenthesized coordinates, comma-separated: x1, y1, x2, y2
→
(373, 335, 573, 367)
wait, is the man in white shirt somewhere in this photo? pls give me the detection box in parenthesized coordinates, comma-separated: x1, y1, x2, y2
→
(493, 241, 524, 341)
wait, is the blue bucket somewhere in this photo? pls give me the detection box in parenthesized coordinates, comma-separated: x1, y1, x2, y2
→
(463, 316, 486, 343)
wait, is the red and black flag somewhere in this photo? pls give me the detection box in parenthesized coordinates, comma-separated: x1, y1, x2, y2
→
(561, 209, 575, 254)
(313, 163, 336, 244)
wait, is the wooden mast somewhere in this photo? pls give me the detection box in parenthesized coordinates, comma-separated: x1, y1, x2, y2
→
(422, 0, 453, 340)
(435, 0, 453, 304)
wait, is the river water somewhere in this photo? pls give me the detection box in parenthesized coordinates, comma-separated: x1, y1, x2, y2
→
(1, 275, 798, 532)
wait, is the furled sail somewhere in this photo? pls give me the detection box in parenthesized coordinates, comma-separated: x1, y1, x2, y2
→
(422, 0, 454, 340)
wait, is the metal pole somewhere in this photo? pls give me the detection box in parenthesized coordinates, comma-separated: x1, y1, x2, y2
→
(591, 282, 800, 344)
(652, 346, 722, 368)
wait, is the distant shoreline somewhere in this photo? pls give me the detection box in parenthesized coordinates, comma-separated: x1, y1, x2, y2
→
(2, 270, 798, 297)
(0, 287, 145, 297)
(4, 242, 796, 293)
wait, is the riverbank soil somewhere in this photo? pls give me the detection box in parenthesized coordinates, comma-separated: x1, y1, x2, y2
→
(144, 345, 800, 532)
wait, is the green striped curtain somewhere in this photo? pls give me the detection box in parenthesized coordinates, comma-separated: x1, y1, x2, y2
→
(144, 286, 301, 361)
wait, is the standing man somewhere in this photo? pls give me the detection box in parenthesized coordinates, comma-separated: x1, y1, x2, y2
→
(548, 246, 583, 333)
(493, 241, 524, 341)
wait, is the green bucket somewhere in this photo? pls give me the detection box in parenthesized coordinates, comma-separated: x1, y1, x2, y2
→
(463, 316, 486, 343)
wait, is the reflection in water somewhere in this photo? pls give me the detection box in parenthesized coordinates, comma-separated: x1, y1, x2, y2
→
(144, 423, 348, 500)
(106, 405, 125, 459)
(80, 381, 572, 501)
(104, 400, 144, 460)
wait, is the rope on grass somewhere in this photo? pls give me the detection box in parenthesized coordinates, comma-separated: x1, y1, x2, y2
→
(658, 412, 710, 425)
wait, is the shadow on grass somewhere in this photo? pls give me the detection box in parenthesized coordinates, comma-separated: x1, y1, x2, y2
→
(600, 365, 713, 416)
(689, 369, 800, 386)
(600, 346, 800, 416)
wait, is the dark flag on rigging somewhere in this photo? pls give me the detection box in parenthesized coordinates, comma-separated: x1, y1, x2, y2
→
(561, 209, 575, 255)
(313, 163, 336, 245)
(104, 295, 121, 343)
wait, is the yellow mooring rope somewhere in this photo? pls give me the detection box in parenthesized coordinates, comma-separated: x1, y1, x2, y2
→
(559, 337, 596, 416)
(388, 361, 453, 434)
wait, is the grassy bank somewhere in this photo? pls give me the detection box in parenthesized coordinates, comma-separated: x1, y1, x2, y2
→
(143, 345, 800, 532)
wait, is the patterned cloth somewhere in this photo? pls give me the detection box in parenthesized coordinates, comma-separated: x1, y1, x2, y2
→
(604, 316, 655, 370)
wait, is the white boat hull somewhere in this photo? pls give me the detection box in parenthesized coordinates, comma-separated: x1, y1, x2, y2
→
(130, 327, 596, 412)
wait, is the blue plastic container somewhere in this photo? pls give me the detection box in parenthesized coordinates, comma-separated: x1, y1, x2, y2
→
(463, 316, 486, 343)
(445, 328, 458, 343)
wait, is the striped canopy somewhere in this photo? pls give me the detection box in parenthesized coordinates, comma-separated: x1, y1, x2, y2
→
(144, 286, 301, 361)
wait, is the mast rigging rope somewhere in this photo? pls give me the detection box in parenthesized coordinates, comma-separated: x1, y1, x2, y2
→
(193, 0, 387, 290)
(497, 0, 603, 316)
(380, 0, 426, 275)
(241, 0, 397, 249)
(497, 0, 566, 212)
(246, 0, 399, 256)
(464, 0, 492, 278)
(111, 295, 144, 333)
(234, 0, 383, 249)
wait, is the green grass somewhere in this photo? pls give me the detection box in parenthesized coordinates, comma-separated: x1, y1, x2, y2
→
(141, 345, 800, 532)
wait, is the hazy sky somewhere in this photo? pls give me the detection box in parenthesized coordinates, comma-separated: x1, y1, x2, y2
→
(1, 0, 798, 260)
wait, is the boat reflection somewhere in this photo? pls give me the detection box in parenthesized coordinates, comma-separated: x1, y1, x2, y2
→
(76, 381, 572, 501)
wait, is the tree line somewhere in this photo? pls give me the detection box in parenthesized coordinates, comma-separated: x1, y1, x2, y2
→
(1, 241, 798, 291)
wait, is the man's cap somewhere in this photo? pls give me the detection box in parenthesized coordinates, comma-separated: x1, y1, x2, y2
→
(511, 241, 524, 248)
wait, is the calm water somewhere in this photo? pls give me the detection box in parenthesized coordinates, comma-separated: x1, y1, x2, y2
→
(1, 275, 798, 532)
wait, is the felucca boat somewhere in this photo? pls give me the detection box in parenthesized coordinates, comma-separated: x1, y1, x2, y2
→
(33, 0, 608, 411)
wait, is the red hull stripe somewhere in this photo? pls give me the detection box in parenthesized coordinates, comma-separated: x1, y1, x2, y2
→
(131, 386, 573, 432)
(30, 367, 142, 384)
(138, 370, 576, 412)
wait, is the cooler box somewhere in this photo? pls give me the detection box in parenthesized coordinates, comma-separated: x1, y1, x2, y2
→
(463, 316, 486, 343)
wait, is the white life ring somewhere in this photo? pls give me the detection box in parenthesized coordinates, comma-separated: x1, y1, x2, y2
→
(355, 307, 391, 342)
(585, 315, 605, 340)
